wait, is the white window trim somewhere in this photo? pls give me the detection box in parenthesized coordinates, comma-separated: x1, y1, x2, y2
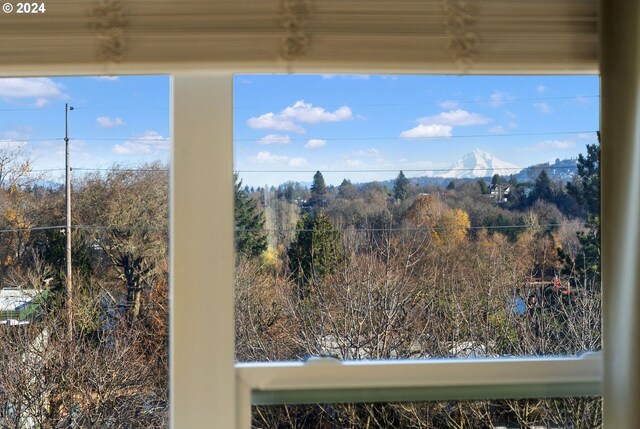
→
(3, 1, 639, 427)
(236, 354, 602, 426)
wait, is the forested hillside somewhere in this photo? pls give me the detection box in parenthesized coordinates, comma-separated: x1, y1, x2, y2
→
(235, 144, 601, 428)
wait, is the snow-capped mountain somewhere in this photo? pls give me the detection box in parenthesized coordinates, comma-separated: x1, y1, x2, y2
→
(437, 149, 521, 179)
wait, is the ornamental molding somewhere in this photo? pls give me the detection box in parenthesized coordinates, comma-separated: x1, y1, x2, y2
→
(442, 0, 480, 69)
(89, 0, 127, 63)
(280, 0, 312, 62)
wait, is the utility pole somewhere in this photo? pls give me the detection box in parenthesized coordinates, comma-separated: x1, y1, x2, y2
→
(65, 103, 74, 340)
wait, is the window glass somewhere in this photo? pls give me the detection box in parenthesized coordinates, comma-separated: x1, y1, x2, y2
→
(233, 75, 601, 362)
(0, 76, 170, 427)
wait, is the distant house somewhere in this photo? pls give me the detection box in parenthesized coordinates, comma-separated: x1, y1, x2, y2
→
(490, 184, 511, 203)
(0, 288, 47, 325)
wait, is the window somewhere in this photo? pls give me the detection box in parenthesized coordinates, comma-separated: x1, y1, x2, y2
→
(232, 74, 602, 426)
(5, 1, 640, 428)
(0, 75, 170, 427)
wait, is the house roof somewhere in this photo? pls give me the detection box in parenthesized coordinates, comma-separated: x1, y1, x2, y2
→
(0, 288, 42, 312)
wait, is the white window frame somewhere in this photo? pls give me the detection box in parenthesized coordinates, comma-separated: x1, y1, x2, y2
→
(4, 1, 635, 427)
(171, 73, 606, 429)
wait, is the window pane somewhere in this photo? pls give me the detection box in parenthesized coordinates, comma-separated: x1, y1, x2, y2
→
(233, 75, 601, 362)
(0, 76, 170, 427)
(253, 398, 602, 428)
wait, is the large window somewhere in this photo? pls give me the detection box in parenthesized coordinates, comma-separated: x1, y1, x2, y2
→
(7, 2, 640, 426)
(0, 76, 171, 427)
(231, 74, 602, 426)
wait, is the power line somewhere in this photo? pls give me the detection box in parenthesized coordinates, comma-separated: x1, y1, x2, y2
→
(234, 95, 600, 110)
(0, 225, 66, 233)
(236, 165, 577, 174)
(236, 223, 564, 233)
(0, 131, 597, 145)
(72, 106, 170, 111)
(71, 137, 171, 142)
(72, 168, 168, 173)
(0, 225, 166, 234)
(0, 138, 63, 143)
(0, 223, 564, 235)
(234, 130, 597, 143)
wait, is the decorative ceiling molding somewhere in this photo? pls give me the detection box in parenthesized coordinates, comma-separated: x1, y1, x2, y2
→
(442, 0, 480, 69)
(0, 0, 598, 76)
(280, 0, 312, 62)
(89, 0, 127, 63)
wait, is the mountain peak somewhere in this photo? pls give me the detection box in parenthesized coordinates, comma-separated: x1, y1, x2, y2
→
(439, 149, 521, 179)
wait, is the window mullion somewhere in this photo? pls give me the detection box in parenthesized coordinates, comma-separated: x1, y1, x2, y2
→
(171, 74, 235, 428)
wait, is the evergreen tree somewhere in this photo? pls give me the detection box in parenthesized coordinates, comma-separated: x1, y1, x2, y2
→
(477, 178, 488, 194)
(564, 140, 601, 289)
(446, 181, 455, 191)
(491, 174, 503, 187)
(287, 211, 343, 296)
(234, 174, 267, 258)
(567, 142, 600, 215)
(309, 170, 328, 208)
(338, 178, 356, 199)
(530, 169, 553, 203)
(393, 170, 410, 201)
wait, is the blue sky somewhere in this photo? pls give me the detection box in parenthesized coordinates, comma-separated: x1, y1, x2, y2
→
(0, 74, 598, 186)
(235, 74, 599, 187)
(0, 75, 170, 182)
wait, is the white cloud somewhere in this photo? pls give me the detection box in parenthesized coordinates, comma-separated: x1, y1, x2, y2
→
(418, 109, 490, 127)
(489, 90, 511, 107)
(288, 157, 308, 167)
(401, 109, 489, 139)
(489, 126, 505, 134)
(321, 74, 370, 80)
(534, 102, 551, 113)
(0, 78, 65, 103)
(247, 100, 353, 133)
(577, 132, 597, 140)
(439, 100, 459, 109)
(252, 150, 307, 167)
(257, 134, 291, 145)
(536, 85, 547, 94)
(113, 130, 169, 155)
(247, 113, 303, 133)
(0, 139, 27, 151)
(400, 124, 453, 139)
(1, 129, 31, 140)
(519, 140, 576, 152)
(254, 151, 288, 163)
(96, 116, 125, 128)
(281, 101, 352, 124)
(35, 98, 50, 108)
(94, 76, 119, 81)
(305, 139, 326, 150)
